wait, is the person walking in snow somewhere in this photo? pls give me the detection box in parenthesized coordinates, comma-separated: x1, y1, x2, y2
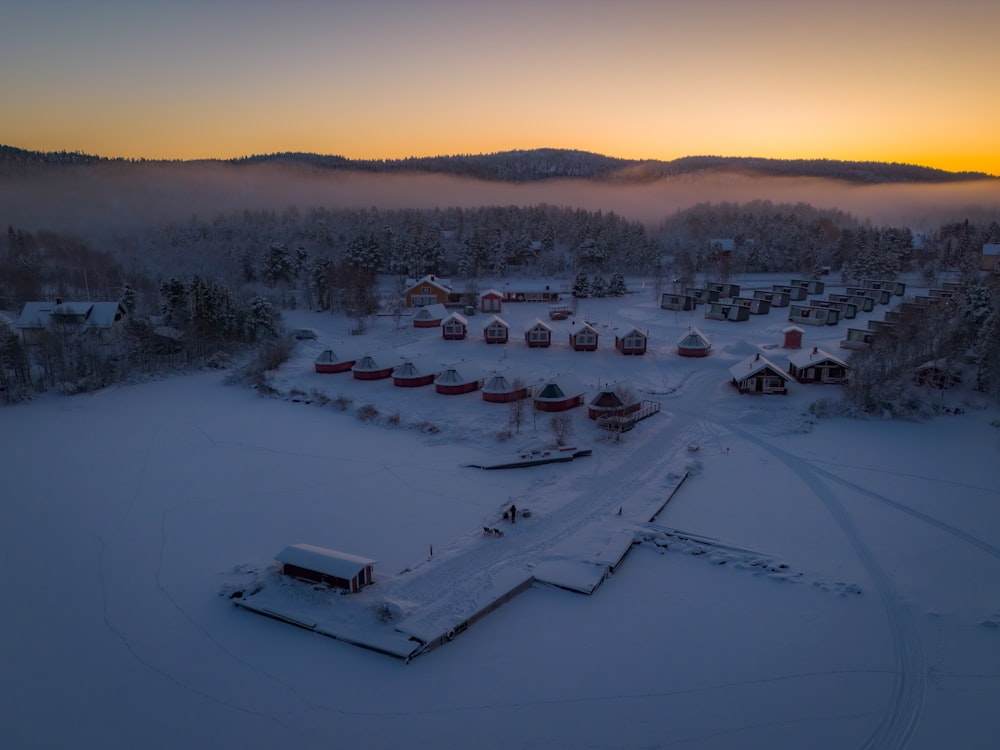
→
(509, 504, 517, 524)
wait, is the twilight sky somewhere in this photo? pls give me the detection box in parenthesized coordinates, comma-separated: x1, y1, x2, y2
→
(3, 0, 998, 174)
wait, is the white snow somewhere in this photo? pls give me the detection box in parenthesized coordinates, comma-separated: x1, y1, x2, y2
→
(2, 273, 999, 749)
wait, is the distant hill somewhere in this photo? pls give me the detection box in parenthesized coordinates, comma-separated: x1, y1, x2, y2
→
(0, 144, 994, 184)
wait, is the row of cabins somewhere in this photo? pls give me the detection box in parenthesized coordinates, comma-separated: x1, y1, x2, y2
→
(729, 348, 851, 394)
(403, 275, 559, 312)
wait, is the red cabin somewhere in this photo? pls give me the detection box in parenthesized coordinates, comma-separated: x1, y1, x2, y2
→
(569, 323, 599, 352)
(614, 327, 647, 355)
(483, 315, 510, 344)
(525, 319, 553, 348)
(441, 312, 468, 340)
(783, 326, 804, 349)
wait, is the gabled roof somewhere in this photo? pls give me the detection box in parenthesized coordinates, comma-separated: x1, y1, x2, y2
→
(571, 322, 598, 336)
(442, 312, 468, 326)
(615, 324, 646, 338)
(483, 315, 510, 329)
(782, 325, 804, 334)
(406, 275, 452, 293)
(276, 544, 375, 579)
(526, 318, 552, 332)
(728, 354, 790, 381)
(677, 327, 710, 349)
(17, 300, 125, 330)
(480, 288, 504, 298)
(787, 348, 849, 370)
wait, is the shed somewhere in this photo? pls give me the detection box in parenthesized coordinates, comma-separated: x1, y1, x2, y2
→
(314, 349, 356, 374)
(434, 365, 482, 395)
(275, 543, 375, 593)
(569, 323, 599, 351)
(706, 281, 741, 299)
(482, 373, 531, 403)
(705, 302, 750, 322)
(614, 326, 648, 355)
(587, 382, 641, 420)
(483, 315, 510, 344)
(829, 293, 874, 313)
(686, 287, 720, 305)
(413, 304, 448, 328)
(732, 296, 771, 315)
(791, 279, 825, 295)
(524, 319, 553, 348)
(392, 361, 436, 387)
(846, 286, 891, 305)
(479, 289, 504, 313)
(840, 328, 874, 351)
(810, 299, 857, 319)
(753, 289, 790, 308)
(533, 374, 586, 412)
(352, 354, 394, 380)
(729, 353, 790, 395)
(677, 327, 711, 357)
(441, 312, 468, 340)
(660, 292, 696, 311)
(772, 284, 808, 301)
(782, 326, 804, 349)
(787, 347, 850, 384)
(788, 305, 838, 326)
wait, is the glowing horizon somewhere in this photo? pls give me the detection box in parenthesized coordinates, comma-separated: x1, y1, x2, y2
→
(3, 1, 998, 176)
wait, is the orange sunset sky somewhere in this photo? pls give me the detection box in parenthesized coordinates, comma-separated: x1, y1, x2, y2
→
(2, 0, 998, 175)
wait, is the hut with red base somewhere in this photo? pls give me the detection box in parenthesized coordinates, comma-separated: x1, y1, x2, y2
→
(441, 312, 468, 340)
(392, 361, 435, 387)
(434, 365, 483, 395)
(677, 328, 711, 357)
(413, 303, 447, 328)
(482, 373, 531, 403)
(533, 374, 585, 412)
(483, 315, 510, 344)
(587, 381, 642, 420)
(782, 326, 804, 349)
(615, 326, 648, 355)
(569, 323, 599, 352)
(525, 319, 553, 348)
(314, 349, 356, 373)
(352, 354, 393, 380)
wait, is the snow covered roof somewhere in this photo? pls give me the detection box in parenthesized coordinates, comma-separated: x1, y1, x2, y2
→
(276, 544, 375, 579)
(677, 327, 710, 349)
(535, 373, 585, 401)
(443, 312, 468, 325)
(413, 304, 448, 320)
(352, 354, 385, 372)
(983, 243, 1000, 256)
(435, 365, 480, 385)
(392, 361, 427, 378)
(728, 354, 789, 381)
(787, 348, 849, 370)
(483, 315, 510, 329)
(571, 322, 598, 336)
(17, 300, 125, 330)
(480, 288, 503, 298)
(482, 373, 524, 394)
(526, 318, 552, 332)
(782, 325, 804, 334)
(406, 275, 452, 292)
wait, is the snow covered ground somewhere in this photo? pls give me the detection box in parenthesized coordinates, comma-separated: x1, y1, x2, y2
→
(2, 274, 999, 749)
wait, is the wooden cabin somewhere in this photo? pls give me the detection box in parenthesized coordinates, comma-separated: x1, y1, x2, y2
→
(810, 299, 857, 319)
(276, 544, 375, 593)
(569, 323, 599, 351)
(434, 365, 482, 395)
(782, 326, 804, 349)
(587, 382, 642, 420)
(788, 305, 838, 326)
(314, 350, 356, 374)
(524, 319, 553, 348)
(482, 315, 510, 344)
(729, 353, 790, 395)
(733, 296, 771, 315)
(352, 355, 394, 380)
(786, 347, 850, 384)
(479, 289, 503, 313)
(481, 373, 531, 403)
(412, 303, 448, 328)
(772, 284, 808, 301)
(791, 279, 825, 295)
(16, 299, 128, 345)
(405, 275, 452, 307)
(533, 375, 585, 412)
(441, 312, 468, 340)
(828, 293, 874, 313)
(615, 326, 648, 355)
(706, 281, 741, 299)
(840, 328, 874, 351)
(686, 287, 720, 305)
(705, 302, 750, 322)
(753, 289, 790, 308)
(677, 327, 711, 357)
(392, 361, 435, 387)
(660, 292, 697, 311)
(915, 360, 961, 389)
(846, 286, 891, 305)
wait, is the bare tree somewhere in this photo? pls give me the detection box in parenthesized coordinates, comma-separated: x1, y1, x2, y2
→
(507, 377, 527, 435)
(549, 413, 573, 446)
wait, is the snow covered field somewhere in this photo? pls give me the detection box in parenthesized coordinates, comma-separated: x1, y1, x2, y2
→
(2, 275, 999, 749)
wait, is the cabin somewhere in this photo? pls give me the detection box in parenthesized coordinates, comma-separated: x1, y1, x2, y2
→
(863, 279, 906, 296)
(17, 299, 128, 345)
(524, 319, 553, 348)
(275, 544, 375, 593)
(587, 382, 642, 420)
(481, 373, 531, 403)
(392, 361, 436, 387)
(983, 243, 1000, 273)
(753, 289, 790, 308)
(404, 275, 452, 307)
(479, 289, 503, 313)
(677, 327, 711, 357)
(788, 305, 838, 327)
(614, 326, 648, 355)
(569, 323, 600, 351)
(441, 312, 468, 340)
(810, 299, 857, 319)
(705, 302, 750, 322)
(706, 281, 741, 299)
(840, 328, 875, 351)
(791, 279, 825, 295)
(786, 347, 851, 384)
(846, 286, 891, 305)
(732, 296, 771, 315)
(314, 350, 356, 374)
(351, 354, 394, 380)
(434, 365, 482, 395)
(533, 374, 586, 412)
(686, 287, 720, 305)
(729, 353, 790, 395)
(782, 326, 804, 349)
(772, 284, 808, 301)
(660, 292, 696, 311)
(828, 293, 874, 313)
(482, 315, 511, 344)
(915, 360, 962, 389)
(412, 304, 448, 328)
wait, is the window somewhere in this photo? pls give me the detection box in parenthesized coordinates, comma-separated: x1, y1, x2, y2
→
(529, 329, 548, 341)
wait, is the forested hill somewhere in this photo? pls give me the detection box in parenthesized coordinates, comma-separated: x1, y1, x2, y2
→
(0, 144, 994, 184)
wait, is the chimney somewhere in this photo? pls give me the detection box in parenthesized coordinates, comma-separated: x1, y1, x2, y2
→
(813, 346, 818, 354)
(754, 352, 760, 361)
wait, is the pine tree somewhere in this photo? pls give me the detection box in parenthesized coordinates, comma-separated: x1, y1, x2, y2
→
(608, 272, 627, 296)
(572, 271, 590, 298)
